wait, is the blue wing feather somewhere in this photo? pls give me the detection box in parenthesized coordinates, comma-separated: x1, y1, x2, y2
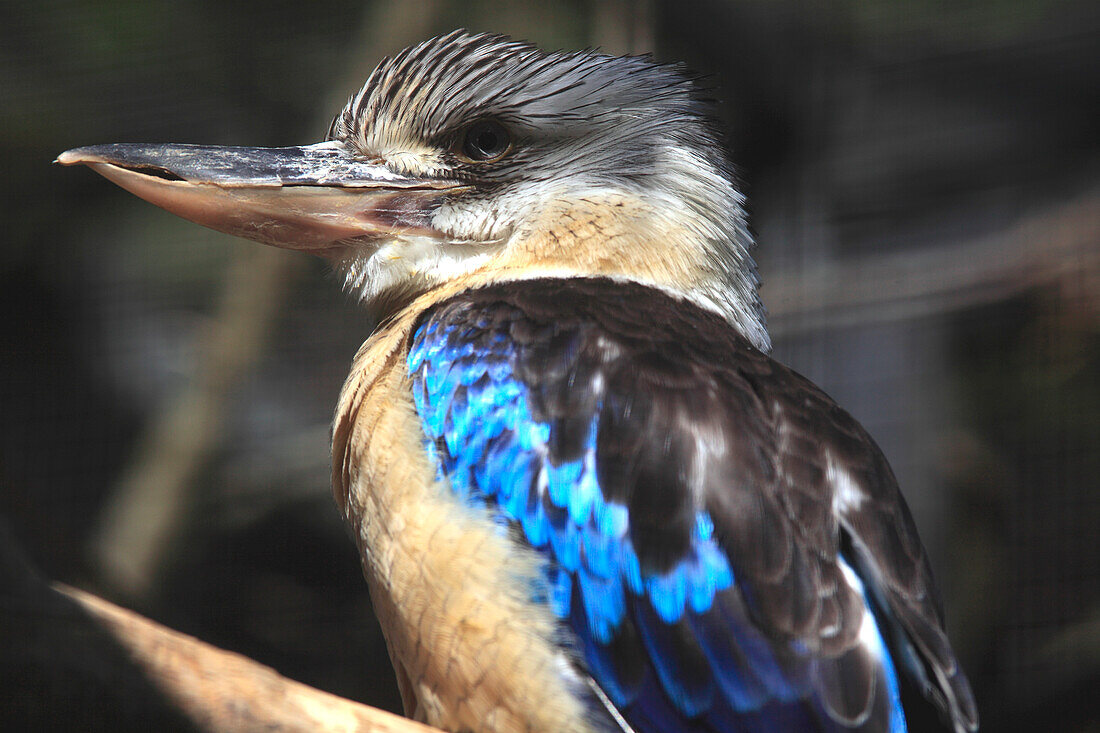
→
(407, 299, 912, 732)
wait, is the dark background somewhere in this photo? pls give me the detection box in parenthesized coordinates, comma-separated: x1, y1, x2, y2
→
(2, 0, 1097, 730)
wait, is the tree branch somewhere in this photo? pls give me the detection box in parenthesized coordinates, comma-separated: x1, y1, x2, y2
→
(1, 525, 440, 733)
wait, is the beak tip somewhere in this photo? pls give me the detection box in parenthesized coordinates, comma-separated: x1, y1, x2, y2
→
(58, 145, 121, 167)
(56, 148, 88, 166)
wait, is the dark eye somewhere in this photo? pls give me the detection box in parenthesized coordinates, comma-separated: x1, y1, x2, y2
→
(461, 119, 511, 162)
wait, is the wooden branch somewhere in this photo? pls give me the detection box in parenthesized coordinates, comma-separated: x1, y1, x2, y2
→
(1, 525, 440, 732)
(57, 583, 441, 733)
(90, 243, 298, 599)
(765, 187, 1100, 335)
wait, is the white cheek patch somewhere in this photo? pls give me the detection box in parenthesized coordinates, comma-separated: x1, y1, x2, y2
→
(340, 235, 497, 302)
(432, 198, 519, 243)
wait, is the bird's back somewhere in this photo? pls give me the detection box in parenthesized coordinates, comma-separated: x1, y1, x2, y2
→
(334, 276, 977, 733)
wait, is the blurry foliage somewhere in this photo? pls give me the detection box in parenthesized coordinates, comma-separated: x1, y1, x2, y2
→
(950, 290, 1099, 729)
(847, 0, 1070, 43)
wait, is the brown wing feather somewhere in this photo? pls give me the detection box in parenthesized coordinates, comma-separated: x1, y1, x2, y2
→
(415, 276, 978, 732)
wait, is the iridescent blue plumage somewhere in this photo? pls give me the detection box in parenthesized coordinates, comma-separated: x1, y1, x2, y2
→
(406, 286, 913, 732)
(411, 320, 734, 623)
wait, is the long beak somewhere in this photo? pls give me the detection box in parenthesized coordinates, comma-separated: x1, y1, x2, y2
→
(57, 141, 465, 255)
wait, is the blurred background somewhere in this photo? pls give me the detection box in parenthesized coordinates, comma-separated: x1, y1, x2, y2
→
(1, 0, 1097, 730)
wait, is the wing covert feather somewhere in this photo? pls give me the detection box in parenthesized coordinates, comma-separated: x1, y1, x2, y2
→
(407, 277, 975, 732)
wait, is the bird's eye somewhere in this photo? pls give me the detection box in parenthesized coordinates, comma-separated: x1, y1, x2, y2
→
(460, 120, 511, 162)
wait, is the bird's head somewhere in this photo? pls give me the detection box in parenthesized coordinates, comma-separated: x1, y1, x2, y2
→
(59, 31, 768, 349)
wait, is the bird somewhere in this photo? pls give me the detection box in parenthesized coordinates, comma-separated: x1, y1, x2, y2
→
(59, 30, 979, 733)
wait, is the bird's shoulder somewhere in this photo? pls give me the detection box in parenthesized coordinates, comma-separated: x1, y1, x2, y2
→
(407, 276, 918, 642)
(405, 276, 975, 732)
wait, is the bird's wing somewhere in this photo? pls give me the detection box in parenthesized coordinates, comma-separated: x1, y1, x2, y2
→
(406, 277, 977, 733)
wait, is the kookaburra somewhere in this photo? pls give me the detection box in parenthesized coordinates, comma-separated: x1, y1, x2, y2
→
(60, 30, 978, 733)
